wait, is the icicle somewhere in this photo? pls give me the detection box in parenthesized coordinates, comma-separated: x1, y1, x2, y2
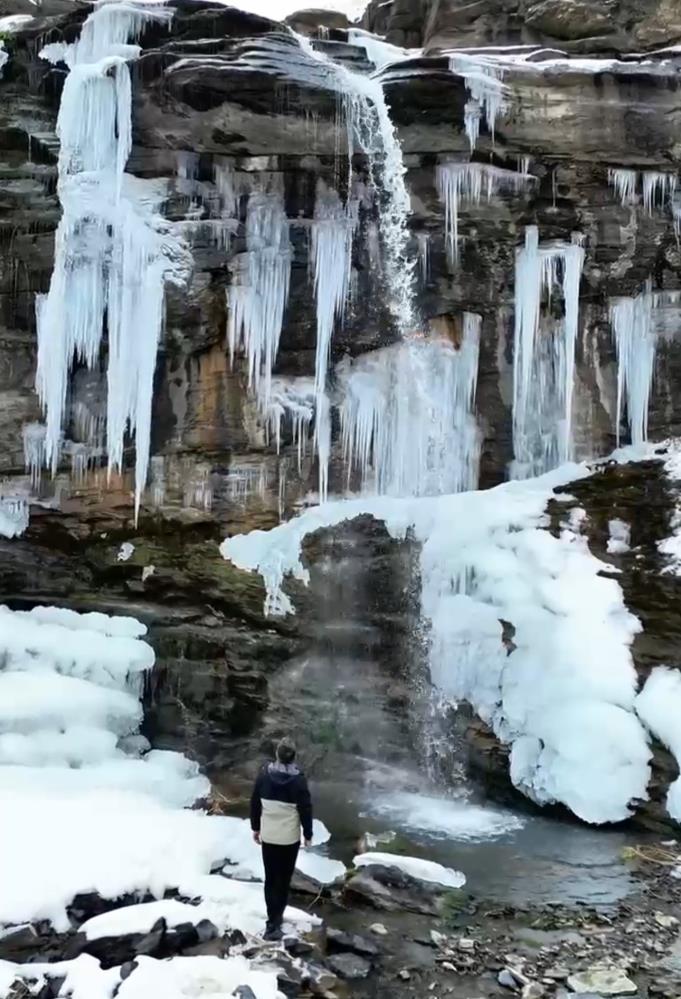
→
(35, 3, 187, 521)
(449, 55, 508, 150)
(512, 226, 585, 478)
(339, 316, 481, 497)
(310, 180, 357, 499)
(436, 162, 535, 264)
(417, 232, 430, 283)
(227, 190, 291, 407)
(265, 378, 315, 473)
(609, 283, 657, 446)
(642, 171, 677, 215)
(176, 151, 199, 180)
(23, 423, 47, 489)
(608, 168, 637, 206)
(213, 157, 239, 217)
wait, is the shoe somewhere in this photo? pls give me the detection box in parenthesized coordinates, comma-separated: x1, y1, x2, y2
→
(263, 923, 283, 942)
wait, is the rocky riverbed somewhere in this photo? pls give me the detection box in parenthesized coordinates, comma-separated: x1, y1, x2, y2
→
(3, 836, 681, 999)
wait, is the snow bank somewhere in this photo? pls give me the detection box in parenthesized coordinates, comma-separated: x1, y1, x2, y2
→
(353, 852, 466, 888)
(0, 953, 281, 999)
(0, 604, 340, 944)
(222, 462, 653, 823)
(636, 667, 681, 821)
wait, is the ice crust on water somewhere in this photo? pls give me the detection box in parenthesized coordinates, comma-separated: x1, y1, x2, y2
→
(221, 461, 656, 823)
(436, 161, 535, 264)
(36, 3, 190, 520)
(353, 851, 466, 888)
(338, 316, 481, 497)
(512, 226, 585, 478)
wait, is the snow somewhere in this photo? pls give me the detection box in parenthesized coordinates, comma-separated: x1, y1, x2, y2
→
(636, 668, 681, 821)
(81, 877, 319, 941)
(0, 953, 281, 999)
(607, 519, 631, 555)
(353, 851, 466, 888)
(513, 226, 585, 478)
(0, 598, 340, 996)
(221, 460, 653, 822)
(117, 541, 135, 561)
(347, 29, 419, 70)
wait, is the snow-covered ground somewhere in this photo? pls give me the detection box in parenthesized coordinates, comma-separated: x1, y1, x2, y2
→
(0, 605, 340, 998)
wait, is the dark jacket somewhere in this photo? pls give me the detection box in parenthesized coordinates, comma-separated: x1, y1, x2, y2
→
(250, 762, 313, 845)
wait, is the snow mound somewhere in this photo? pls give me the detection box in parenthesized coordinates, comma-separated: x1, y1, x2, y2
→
(353, 851, 466, 888)
(636, 667, 681, 821)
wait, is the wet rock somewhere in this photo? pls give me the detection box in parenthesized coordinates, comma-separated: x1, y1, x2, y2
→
(326, 952, 372, 980)
(0, 925, 40, 960)
(343, 865, 449, 915)
(303, 963, 339, 995)
(370, 923, 389, 935)
(567, 967, 638, 995)
(326, 927, 379, 957)
(398, 968, 411, 980)
(135, 917, 167, 956)
(234, 988, 257, 999)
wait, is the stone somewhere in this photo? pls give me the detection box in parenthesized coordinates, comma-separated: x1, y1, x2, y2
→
(499, 968, 529, 990)
(326, 928, 379, 957)
(567, 967, 638, 996)
(370, 923, 389, 936)
(522, 984, 545, 999)
(0, 925, 39, 960)
(430, 930, 447, 947)
(524, 0, 615, 40)
(654, 913, 678, 929)
(326, 953, 372, 980)
(398, 968, 411, 980)
(234, 988, 257, 999)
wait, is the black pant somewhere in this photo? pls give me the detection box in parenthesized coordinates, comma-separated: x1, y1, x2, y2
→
(262, 841, 300, 927)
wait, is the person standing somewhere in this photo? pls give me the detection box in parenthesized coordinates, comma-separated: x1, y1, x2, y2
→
(250, 736, 313, 941)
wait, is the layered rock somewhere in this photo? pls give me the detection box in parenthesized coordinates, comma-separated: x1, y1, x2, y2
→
(0, 1, 680, 813)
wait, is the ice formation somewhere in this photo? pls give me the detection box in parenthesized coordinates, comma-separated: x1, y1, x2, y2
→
(266, 377, 316, 471)
(338, 314, 481, 497)
(512, 226, 585, 478)
(609, 284, 657, 446)
(227, 188, 292, 407)
(636, 667, 681, 821)
(607, 168, 638, 205)
(607, 167, 677, 213)
(310, 181, 358, 499)
(35, 3, 190, 520)
(221, 460, 654, 823)
(416, 231, 430, 282)
(449, 55, 509, 150)
(436, 161, 535, 263)
(607, 519, 631, 554)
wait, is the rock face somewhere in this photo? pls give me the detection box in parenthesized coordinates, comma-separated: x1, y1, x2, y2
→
(0, 1, 681, 821)
(366, 0, 681, 51)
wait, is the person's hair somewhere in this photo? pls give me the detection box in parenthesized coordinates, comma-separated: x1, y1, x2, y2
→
(276, 736, 296, 765)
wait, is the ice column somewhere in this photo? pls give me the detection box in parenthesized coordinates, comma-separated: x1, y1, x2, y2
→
(512, 226, 585, 477)
(35, 2, 187, 519)
(609, 283, 658, 446)
(227, 190, 291, 407)
(310, 181, 358, 500)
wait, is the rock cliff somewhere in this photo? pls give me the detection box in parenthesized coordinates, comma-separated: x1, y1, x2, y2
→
(0, 0, 680, 824)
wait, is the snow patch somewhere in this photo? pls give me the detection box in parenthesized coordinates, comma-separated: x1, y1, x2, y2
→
(636, 668, 681, 821)
(353, 851, 466, 888)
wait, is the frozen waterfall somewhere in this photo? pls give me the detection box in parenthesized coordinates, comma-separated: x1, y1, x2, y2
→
(35, 2, 189, 519)
(512, 226, 585, 478)
(339, 315, 481, 497)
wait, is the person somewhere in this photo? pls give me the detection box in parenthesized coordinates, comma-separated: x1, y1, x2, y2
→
(250, 736, 313, 941)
